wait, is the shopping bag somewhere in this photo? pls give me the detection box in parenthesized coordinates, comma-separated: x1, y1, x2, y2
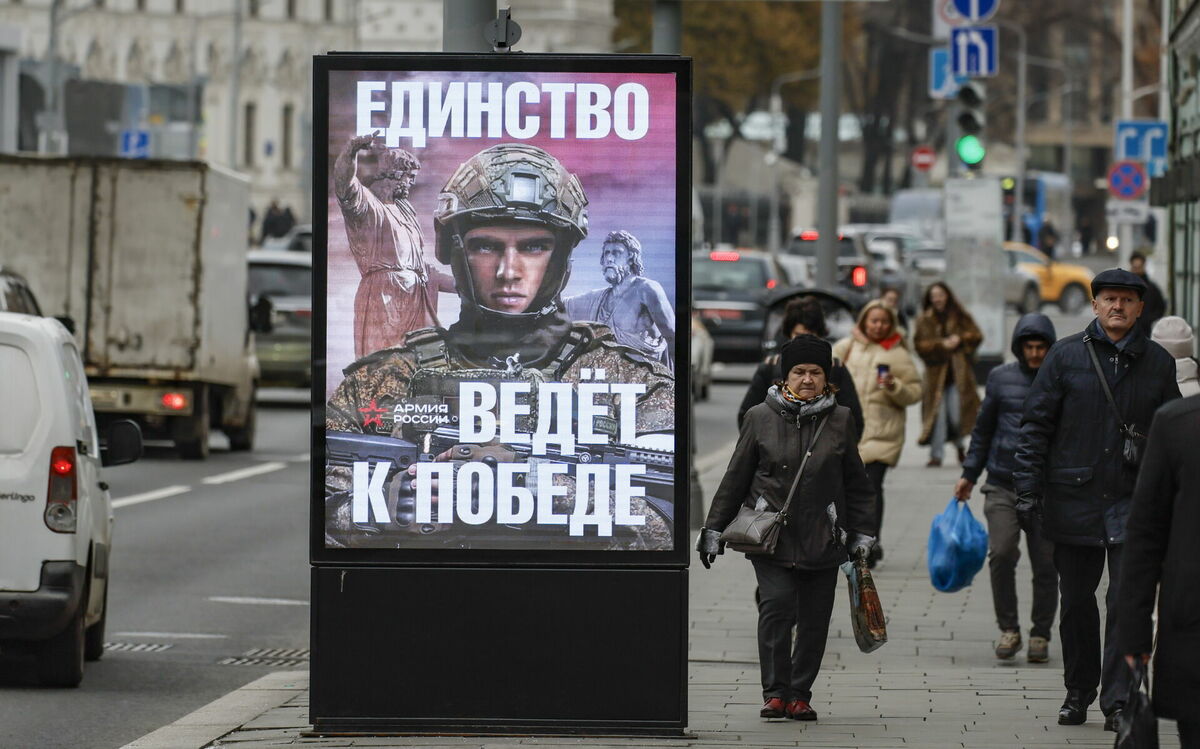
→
(927, 498, 988, 593)
(1115, 661, 1158, 749)
(841, 555, 887, 653)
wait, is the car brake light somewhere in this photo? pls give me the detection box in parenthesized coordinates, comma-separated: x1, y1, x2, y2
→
(709, 250, 740, 262)
(292, 309, 312, 318)
(766, 278, 777, 289)
(161, 392, 188, 411)
(46, 446, 78, 533)
(851, 266, 868, 287)
(800, 230, 819, 241)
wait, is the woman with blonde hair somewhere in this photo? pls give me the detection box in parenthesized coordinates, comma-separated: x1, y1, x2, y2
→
(833, 301, 923, 566)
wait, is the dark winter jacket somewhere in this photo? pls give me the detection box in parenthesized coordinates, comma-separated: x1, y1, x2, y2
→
(1013, 318, 1181, 546)
(1136, 274, 1167, 338)
(961, 314, 1057, 490)
(1116, 395, 1200, 720)
(737, 355, 863, 440)
(706, 393, 876, 570)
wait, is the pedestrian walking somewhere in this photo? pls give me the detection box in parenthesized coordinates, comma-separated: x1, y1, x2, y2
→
(1014, 268, 1182, 730)
(738, 295, 863, 439)
(698, 335, 877, 722)
(833, 301, 923, 567)
(1151, 316, 1199, 397)
(914, 282, 982, 467)
(1117, 394, 1200, 749)
(1129, 251, 1167, 338)
(955, 313, 1058, 664)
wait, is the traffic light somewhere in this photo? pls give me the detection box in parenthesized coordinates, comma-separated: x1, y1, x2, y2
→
(955, 81, 986, 170)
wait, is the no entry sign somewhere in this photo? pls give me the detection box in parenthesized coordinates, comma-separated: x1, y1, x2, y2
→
(911, 145, 937, 172)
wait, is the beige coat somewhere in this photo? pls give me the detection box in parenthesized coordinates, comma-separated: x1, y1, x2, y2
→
(912, 309, 983, 445)
(833, 302, 923, 466)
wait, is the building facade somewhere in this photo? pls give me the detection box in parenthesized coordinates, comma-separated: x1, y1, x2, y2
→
(1158, 0, 1200, 339)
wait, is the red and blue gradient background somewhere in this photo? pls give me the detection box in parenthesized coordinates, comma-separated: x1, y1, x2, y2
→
(325, 70, 678, 396)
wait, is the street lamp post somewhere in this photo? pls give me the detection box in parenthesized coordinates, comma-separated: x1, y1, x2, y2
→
(996, 20, 1027, 245)
(815, 0, 842, 290)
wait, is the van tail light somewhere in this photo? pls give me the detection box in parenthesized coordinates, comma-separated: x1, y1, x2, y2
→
(45, 446, 78, 533)
(161, 392, 188, 411)
(851, 266, 868, 287)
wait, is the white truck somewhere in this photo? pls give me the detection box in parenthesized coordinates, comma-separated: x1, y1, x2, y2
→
(0, 155, 266, 459)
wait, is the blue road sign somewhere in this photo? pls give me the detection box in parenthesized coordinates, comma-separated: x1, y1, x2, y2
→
(952, 0, 999, 22)
(951, 26, 998, 77)
(1108, 160, 1148, 201)
(120, 129, 150, 159)
(1114, 119, 1168, 178)
(929, 48, 968, 100)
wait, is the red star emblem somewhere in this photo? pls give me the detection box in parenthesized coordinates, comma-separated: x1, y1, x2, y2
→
(359, 399, 388, 429)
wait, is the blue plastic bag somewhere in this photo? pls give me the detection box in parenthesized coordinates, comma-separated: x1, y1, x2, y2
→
(927, 498, 988, 593)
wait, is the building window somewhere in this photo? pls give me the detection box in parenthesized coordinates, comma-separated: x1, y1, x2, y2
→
(248, 0, 260, 19)
(325, 0, 333, 22)
(176, 0, 185, 12)
(136, 0, 146, 10)
(282, 104, 294, 169)
(243, 102, 256, 167)
(287, 0, 296, 20)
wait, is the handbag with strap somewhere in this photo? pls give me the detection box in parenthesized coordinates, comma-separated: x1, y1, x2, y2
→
(719, 415, 828, 555)
(1115, 661, 1158, 749)
(1084, 338, 1145, 467)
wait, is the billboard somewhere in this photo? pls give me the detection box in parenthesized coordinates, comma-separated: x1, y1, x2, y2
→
(312, 55, 690, 561)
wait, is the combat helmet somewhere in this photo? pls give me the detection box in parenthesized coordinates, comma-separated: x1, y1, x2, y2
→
(433, 144, 588, 320)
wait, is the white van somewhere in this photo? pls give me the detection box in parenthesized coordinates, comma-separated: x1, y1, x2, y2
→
(0, 312, 141, 686)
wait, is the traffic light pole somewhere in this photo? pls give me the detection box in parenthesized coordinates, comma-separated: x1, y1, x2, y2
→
(997, 20, 1027, 245)
(816, 0, 842, 290)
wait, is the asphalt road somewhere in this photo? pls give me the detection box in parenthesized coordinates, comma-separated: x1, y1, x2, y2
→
(0, 301, 1090, 749)
(0, 392, 313, 749)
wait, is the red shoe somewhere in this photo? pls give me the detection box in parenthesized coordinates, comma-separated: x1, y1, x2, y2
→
(760, 697, 786, 718)
(786, 699, 818, 721)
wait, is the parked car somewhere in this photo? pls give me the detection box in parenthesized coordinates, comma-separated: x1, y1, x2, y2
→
(261, 223, 312, 253)
(693, 248, 793, 362)
(842, 224, 926, 305)
(1003, 241, 1094, 313)
(0, 269, 44, 316)
(690, 313, 714, 401)
(0, 312, 142, 686)
(784, 229, 878, 302)
(247, 250, 312, 387)
(904, 245, 1043, 314)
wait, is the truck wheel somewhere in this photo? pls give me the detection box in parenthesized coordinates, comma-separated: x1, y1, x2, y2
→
(84, 583, 108, 662)
(174, 385, 210, 459)
(225, 387, 257, 452)
(37, 603, 85, 687)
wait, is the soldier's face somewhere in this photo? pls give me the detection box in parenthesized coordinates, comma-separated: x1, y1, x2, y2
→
(601, 242, 629, 285)
(463, 225, 557, 313)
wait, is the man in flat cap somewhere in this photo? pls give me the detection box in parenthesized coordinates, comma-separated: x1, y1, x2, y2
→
(1014, 268, 1181, 731)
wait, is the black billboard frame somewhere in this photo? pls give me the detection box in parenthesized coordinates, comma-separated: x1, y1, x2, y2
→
(309, 53, 694, 570)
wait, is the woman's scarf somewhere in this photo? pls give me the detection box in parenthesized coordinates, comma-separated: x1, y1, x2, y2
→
(768, 383, 837, 419)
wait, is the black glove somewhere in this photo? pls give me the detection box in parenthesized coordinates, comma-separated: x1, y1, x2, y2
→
(1015, 492, 1041, 530)
(696, 528, 723, 569)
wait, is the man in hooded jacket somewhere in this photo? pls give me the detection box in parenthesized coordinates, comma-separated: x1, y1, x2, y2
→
(956, 314, 1058, 665)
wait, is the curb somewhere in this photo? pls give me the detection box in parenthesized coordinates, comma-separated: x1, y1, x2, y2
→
(118, 671, 307, 749)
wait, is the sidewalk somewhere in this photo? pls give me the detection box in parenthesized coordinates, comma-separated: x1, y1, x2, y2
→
(123, 421, 1180, 749)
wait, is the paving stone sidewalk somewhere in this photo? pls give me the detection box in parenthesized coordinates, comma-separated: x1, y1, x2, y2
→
(124, 424, 1180, 749)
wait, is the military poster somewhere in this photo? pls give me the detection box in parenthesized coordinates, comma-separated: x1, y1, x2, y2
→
(317, 59, 685, 553)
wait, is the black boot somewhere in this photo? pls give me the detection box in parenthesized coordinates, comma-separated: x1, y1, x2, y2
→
(1057, 689, 1097, 726)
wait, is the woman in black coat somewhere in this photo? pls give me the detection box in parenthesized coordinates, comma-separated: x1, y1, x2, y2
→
(698, 335, 877, 722)
(1117, 395, 1200, 747)
(738, 296, 863, 439)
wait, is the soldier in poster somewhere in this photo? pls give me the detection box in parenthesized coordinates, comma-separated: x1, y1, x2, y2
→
(565, 230, 676, 369)
(334, 133, 439, 358)
(325, 143, 676, 550)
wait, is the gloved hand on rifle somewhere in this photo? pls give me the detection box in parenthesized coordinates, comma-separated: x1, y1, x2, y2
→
(849, 533, 877, 563)
(696, 528, 723, 569)
(1015, 492, 1042, 531)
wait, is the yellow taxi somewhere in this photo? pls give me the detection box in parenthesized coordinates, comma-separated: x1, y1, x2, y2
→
(1003, 242, 1095, 313)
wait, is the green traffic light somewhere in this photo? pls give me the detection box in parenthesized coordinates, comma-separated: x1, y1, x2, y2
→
(956, 135, 986, 166)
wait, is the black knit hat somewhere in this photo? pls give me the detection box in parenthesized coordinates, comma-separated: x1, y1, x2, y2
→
(780, 334, 832, 379)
